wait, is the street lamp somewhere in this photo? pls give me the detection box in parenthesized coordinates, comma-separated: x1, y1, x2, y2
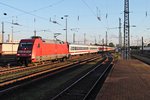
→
(1, 15, 20, 43)
(1, 13, 7, 43)
(70, 28, 79, 44)
(2, 22, 4, 43)
(61, 15, 68, 42)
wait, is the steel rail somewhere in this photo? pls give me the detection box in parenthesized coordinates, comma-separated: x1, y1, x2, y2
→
(51, 57, 112, 100)
(0, 56, 101, 95)
(0, 54, 96, 76)
(83, 57, 113, 100)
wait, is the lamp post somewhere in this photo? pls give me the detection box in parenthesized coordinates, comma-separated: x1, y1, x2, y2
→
(61, 15, 68, 42)
(2, 22, 4, 43)
(11, 17, 20, 43)
(1, 13, 7, 43)
(1, 15, 20, 43)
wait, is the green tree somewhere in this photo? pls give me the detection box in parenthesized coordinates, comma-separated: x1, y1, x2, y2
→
(109, 42, 115, 47)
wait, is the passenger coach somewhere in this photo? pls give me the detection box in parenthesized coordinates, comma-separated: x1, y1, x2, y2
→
(69, 44, 99, 55)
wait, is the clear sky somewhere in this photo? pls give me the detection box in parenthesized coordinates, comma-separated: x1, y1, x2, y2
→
(0, 0, 150, 46)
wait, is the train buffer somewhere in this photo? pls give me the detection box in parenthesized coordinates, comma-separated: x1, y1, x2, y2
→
(96, 58, 150, 100)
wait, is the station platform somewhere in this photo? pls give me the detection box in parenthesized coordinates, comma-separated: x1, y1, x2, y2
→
(96, 58, 150, 100)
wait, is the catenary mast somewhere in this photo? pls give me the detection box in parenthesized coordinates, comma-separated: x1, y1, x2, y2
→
(119, 18, 122, 47)
(124, 0, 130, 59)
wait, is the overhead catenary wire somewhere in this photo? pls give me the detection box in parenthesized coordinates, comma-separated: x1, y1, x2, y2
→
(80, 0, 97, 18)
(0, 1, 68, 41)
(31, 0, 65, 13)
(0, 1, 48, 21)
(0, 1, 64, 25)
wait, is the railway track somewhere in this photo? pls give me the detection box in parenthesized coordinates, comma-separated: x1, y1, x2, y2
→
(0, 54, 96, 79)
(0, 66, 21, 73)
(51, 56, 113, 100)
(0, 54, 114, 100)
(0, 54, 93, 75)
(0, 56, 71, 74)
(131, 54, 150, 65)
(0, 54, 102, 94)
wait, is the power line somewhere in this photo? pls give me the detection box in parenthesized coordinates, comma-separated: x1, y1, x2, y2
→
(81, 0, 97, 17)
(0, 1, 47, 20)
(0, 1, 65, 25)
(26, 0, 65, 13)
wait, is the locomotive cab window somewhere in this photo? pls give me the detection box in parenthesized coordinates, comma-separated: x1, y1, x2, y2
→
(19, 42, 33, 49)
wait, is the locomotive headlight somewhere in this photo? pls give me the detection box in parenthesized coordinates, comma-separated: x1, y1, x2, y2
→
(26, 50, 31, 53)
(16, 54, 20, 56)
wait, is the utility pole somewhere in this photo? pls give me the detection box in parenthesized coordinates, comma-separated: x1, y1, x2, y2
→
(73, 33, 75, 43)
(94, 36, 96, 44)
(119, 18, 122, 47)
(102, 38, 104, 46)
(34, 18, 36, 36)
(102, 38, 104, 55)
(64, 15, 68, 42)
(2, 22, 4, 43)
(99, 35, 101, 45)
(61, 15, 68, 42)
(124, 0, 130, 59)
(106, 31, 107, 46)
(2, 13, 7, 43)
(142, 37, 143, 54)
(11, 19, 14, 43)
(106, 31, 107, 51)
(84, 33, 86, 44)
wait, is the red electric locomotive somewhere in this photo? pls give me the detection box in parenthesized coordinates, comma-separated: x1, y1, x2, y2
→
(17, 36, 69, 66)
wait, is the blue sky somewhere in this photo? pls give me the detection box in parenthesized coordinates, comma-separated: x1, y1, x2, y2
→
(0, 0, 150, 46)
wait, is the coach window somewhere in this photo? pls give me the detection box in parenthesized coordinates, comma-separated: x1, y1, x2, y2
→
(71, 47, 75, 50)
(38, 43, 40, 48)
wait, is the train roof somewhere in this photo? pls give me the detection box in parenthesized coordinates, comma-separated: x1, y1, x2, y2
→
(20, 36, 66, 44)
(69, 44, 105, 47)
(69, 44, 97, 46)
(42, 39, 65, 44)
(140, 46, 150, 50)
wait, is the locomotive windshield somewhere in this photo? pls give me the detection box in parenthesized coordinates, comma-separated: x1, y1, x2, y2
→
(19, 42, 33, 49)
